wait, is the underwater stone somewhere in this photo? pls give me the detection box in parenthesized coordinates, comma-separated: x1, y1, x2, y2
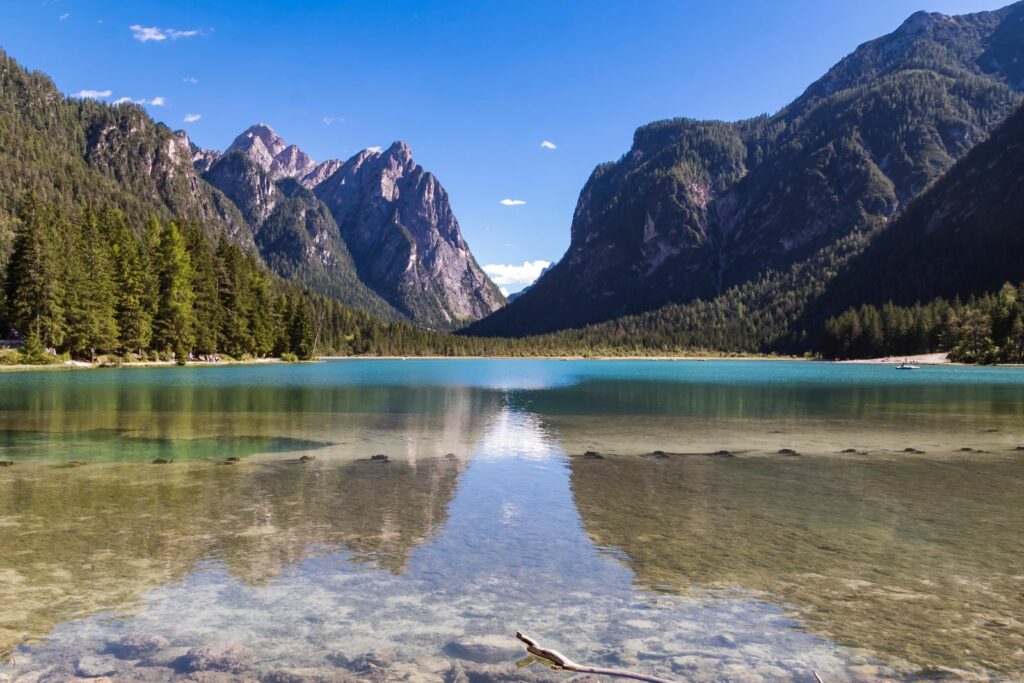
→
(182, 643, 254, 673)
(370, 454, 389, 462)
(443, 635, 522, 664)
(584, 451, 604, 459)
(298, 455, 316, 462)
(777, 448, 798, 455)
(106, 633, 169, 659)
(152, 458, 172, 465)
(75, 654, 121, 677)
(841, 448, 858, 453)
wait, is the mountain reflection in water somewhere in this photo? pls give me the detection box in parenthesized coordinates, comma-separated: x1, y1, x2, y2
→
(1, 360, 1022, 681)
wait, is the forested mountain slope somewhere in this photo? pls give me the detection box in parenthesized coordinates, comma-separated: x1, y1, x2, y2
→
(469, 2, 1024, 337)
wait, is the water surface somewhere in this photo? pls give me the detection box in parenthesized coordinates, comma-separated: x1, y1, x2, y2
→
(1, 360, 1022, 681)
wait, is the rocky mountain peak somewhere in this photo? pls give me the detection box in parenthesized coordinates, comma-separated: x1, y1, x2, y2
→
(228, 124, 285, 158)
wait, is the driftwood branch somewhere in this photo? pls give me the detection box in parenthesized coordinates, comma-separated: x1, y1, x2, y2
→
(515, 631, 675, 683)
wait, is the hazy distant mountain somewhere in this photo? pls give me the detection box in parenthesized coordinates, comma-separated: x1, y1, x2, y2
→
(469, 1, 1024, 337)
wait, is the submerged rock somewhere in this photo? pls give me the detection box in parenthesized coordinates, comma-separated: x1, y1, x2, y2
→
(777, 448, 798, 455)
(903, 448, 925, 454)
(106, 633, 169, 659)
(224, 457, 241, 464)
(152, 458, 172, 465)
(370, 454, 389, 462)
(710, 450, 733, 457)
(583, 451, 604, 459)
(0, 460, 13, 466)
(75, 654, 121, 677)
(841, 448, 858, 453)
(298, 455, 316, 462)
(443, 635, 521, 664)
(181, 643, 254, 673)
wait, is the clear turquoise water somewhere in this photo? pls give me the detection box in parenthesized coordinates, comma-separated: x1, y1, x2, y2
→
(1, 360, 1022, 681)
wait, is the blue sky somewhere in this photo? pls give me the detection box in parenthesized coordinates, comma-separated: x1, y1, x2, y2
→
(1, 0, 1010, 292)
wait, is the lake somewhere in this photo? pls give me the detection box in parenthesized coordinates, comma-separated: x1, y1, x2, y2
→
(1, 359, 1022, 682)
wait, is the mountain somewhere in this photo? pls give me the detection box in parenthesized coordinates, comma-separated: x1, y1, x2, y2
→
(802, 100, 1024, 323)
(469, 2, 1024, 337)
(198, 126, 504, 328)
(313, 142, 504, 328)
(0, 49, 254, 255)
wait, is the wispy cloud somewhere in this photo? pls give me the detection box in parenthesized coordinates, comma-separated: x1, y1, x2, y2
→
(366, 146, 382, 153)
(500, 198, 526, 206)
(73, 89, 112, 99)
(113, 96, 132, 105)
(59, 13, 70, 21)
(483, 260, 552, 291)
(149, 96, 166, 106)
(540, 140, 557, 150)
(130, 25, 203, 42)
(322, 116, 345, 125)
(183, 113, 202, 123)
(183, 76, 198, 84)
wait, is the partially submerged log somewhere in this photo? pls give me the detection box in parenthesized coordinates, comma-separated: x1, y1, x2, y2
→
(515, 632, 674, 683)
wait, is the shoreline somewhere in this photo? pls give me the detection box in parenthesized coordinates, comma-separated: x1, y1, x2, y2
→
(2, 351, 1022, 371)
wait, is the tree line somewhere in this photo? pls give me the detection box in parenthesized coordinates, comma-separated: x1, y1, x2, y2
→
(2, 197, 316, 363)
(821, 282, 1024, 363)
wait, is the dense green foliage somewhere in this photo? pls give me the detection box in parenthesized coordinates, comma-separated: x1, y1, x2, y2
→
(0, 49, 251, 265)
(822, 283, 1024, 363)
(1, 198, 315, 361)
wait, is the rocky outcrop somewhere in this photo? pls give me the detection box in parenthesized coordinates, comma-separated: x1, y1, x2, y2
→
(201, 128, 502, 326)
(225, 124, 321, 181)
(468, 2, 1024, 337)
(315, 141, 505, 328)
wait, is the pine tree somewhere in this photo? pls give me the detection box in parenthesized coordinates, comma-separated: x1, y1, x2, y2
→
(288, 302, 315, 360)
(151, 220, 195, 359)
(4, 195, 65, 348)
(108, 208, 153, 355)
(63, 207, 118, 359)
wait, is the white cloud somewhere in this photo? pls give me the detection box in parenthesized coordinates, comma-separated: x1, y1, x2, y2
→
(113, 96, 132, 105)
(500, 198, 526, 206)
(323, 116, 345, 125)
(130, 25, 202, 42)
(183, 77, 198, 84)
(540, 140, 557, 150)
(149, 96, 167, 106)
(183, 113, 202, 123)
(73, 89, 112, 99)
(482, 260, 552, 290)
(366, 146, 382, 153)
(59, 13, 70, 21)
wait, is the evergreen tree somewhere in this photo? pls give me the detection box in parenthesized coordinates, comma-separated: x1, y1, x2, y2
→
(151, 220, 195, 359)
(4, 196, 65, 348)
(108, 208, 153, 355)
(63, 207, 118, 359)
(288, 302, 315, 360)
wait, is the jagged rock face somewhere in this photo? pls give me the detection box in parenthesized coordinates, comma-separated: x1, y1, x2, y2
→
(300, 159, 343, 190)
(191, 145, 221, 174)
(315, 142, 505, 328)
(468, 1, 1024, 337)
(225, 124, 320, 181)
(81, 112, 255, 250)
(202, 152, 281, 225)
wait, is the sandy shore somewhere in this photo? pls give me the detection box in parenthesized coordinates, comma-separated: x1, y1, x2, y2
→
(836, 352, 950, 365)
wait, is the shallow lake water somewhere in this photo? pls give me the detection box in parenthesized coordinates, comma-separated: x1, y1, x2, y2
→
(0, 360, 1022, 682)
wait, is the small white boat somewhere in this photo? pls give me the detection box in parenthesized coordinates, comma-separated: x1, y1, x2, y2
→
(895, 360, 920, 370)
